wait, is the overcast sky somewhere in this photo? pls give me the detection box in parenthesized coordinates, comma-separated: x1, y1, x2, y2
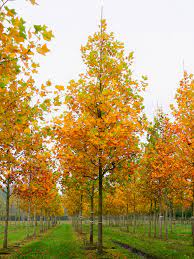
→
(10, 0, 194, 120)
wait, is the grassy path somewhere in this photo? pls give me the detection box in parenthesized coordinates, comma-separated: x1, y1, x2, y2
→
(2, 223, 193, 258)
(13, 224, 85, 258)
(11, 224, 138, 258)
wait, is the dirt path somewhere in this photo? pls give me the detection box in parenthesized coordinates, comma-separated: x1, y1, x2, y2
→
(112, 240, 159, 259)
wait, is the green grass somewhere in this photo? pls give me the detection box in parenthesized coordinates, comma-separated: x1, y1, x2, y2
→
(8, 223, 137, 259)
(0, 222, 193, 258)
(13, 224, 86, 258)
(82, 223, 194, 258)
(0, 222, 39, 248)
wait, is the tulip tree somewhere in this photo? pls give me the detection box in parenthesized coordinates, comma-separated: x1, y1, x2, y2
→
(171, 72, 194, 214)
(55, 19, 146, 253)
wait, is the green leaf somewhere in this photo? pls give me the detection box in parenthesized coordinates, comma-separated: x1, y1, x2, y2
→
(65, 95, 72, 102)
(128, 51, 134, 60)
(0, 82, 6, 89)
(142, 75, 148, 81)
(34, 25, 43, 33)
(19, 18, 26, 39)
(5, 7, 16, 15)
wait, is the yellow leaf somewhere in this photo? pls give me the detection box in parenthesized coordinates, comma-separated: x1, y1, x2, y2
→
(24, 128, 31, 134)
(43, 30, 54, 41)
(40, 91, 46, 97)
(46, 80, 52, 86)
(41, 84, 46, 90)
(37, 44, 49, 55)
(9, 53, 16, 58)
(32, 63, 39, 68)
(55, 85, 65, 91)
(29, 0, 37, 5)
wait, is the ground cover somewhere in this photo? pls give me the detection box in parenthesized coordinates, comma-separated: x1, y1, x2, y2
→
(82, 223, 194, 258)
(13, 224, 86, 258)
(0, 223, 39, 248)
(11, 223, 137, 258)
(1, 222, 193, 258)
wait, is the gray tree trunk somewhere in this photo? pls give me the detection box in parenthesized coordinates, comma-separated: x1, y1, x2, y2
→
(90, 184, 94, 245)
(3, 179, 10, 249)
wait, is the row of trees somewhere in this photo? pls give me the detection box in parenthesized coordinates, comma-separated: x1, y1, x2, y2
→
(0, 0, 193, 255)
(54, 21, 193, 254)
(0, 0, 64, 249)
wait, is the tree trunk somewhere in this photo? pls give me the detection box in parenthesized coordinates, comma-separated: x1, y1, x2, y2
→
(33, 209, 37, 237)
(27, 203, 31, 238)
(192, 182, 194, 245)
(90, 184, 94, 245)
(181, 205, 184, 223)
(191, 217, 194, 246)
(149, 201, 152, 237)
(133, 214, 136, 233)
(165, 208, 168, 240)
(40, 210, 43, 233)
(48, 215, 51, 229)
(154, 200, 157, 238)
(80, 194, 83, 234)
(97, 162, 103, 254)
(159, 197, 163, 239)
(3, 179, 10, 249)
(126, 204, 129, 232)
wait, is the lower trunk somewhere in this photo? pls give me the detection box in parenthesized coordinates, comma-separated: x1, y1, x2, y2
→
(44, 214, 47, 231)
(181, 205, 184, 223)
(40, 211, 43, 233)
(80, 195, 83, 234)
(3, 180, 10, 249)
(149, 201, 152, 237)
(33, 209, 37, 237)
(165, 209, 168, 240)
(133, 214, 136, 233)
(48, 216, 51, 229)
(192, 183, 194, 246)
(27, 204, 31, 238)
(154, 200, 157, 238)
(90, 184, 94, 245)
(126, 204, 129, 232)
(191, 217, 194, 246)
(159, 198, 163, 239)
(97, 163, 103, 254)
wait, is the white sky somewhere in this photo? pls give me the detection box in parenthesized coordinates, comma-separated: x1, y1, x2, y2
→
(10, 0, 194, 120)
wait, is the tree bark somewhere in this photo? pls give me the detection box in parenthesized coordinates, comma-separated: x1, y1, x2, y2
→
(97, 161, 103, 254)
(90, 183, 94, 245)
(149, 201, 152, 237)
(154, 200, 157, 238)
(159, 197, 163, 239)
(80, 194, 83, 234)
(192, 182, 194, 245)
(27, 203, 31, 238)
(33, 209, 37, 237)
(40, 209, 43, 233)
(165, 208, 168, 240)
(126, 204, 129, 232)
(3, 179, 10, 249)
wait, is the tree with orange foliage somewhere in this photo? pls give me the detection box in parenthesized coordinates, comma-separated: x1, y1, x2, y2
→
(171, 72, 194, 215)
(55, 19, 146, 253)
(0, 0, 53, 249)
(140, 110, 180, 238)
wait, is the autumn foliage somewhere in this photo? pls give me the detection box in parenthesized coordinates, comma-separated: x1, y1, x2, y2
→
(0, 0, 193, 254)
